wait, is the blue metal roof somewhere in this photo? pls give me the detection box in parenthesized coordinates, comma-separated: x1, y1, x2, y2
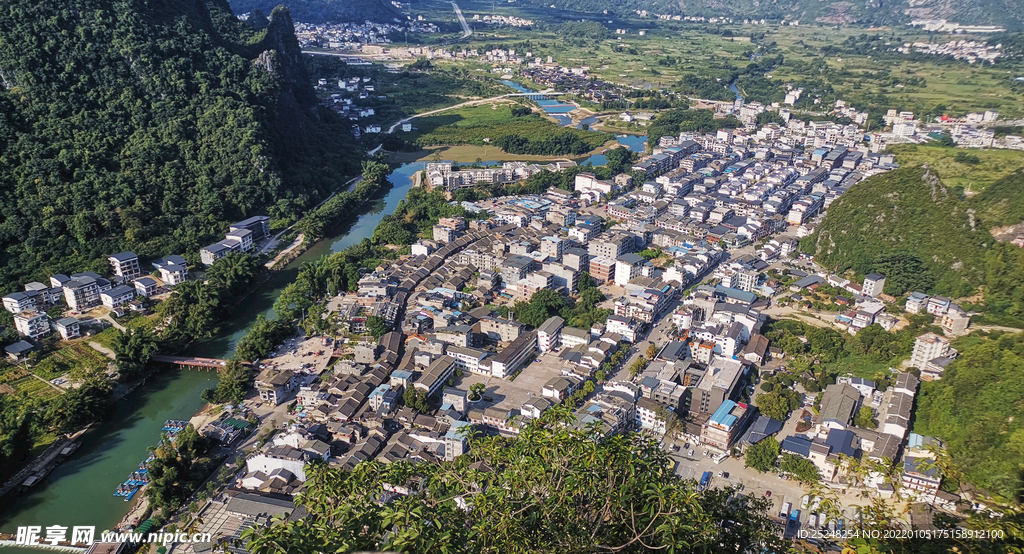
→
(710, 400, 738, 428)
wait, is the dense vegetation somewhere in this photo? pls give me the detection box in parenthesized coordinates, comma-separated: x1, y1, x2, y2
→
(244, 407, 785, 553)
(756, 316, 942, 422)
(645, 108, 742, 149)
(157, 252, 265, 343)
(558, 20, 611, 44)
(202, 360, 255, 405)
(0, 0, 364, 294)
(512, 278, 609, 331)
(295, 159, 393, 240)
(915, 331, 1024, 500)
(145, 423, 220, 518)
(802, 167, 1024, 325)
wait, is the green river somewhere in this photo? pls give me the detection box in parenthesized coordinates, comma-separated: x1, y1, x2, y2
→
(0, 161, 423, 548)
(0, 130, 648, 549)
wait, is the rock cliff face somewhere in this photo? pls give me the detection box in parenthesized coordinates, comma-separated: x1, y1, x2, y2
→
(254, 7, 319, 115)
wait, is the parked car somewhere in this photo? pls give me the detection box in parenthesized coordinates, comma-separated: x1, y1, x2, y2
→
(765, 490, 772, 498)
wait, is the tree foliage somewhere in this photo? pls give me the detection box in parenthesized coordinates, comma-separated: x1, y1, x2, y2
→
(754, 389, 800, 420)
(235, 315, 293, 362)
(915, 331, 1024, 499)
(803, 167, 1024, 324)
(201, 360, 253, 405)
(854, 405, 878, 429)
(0, 1, 364, 294)
(110, 328, 158, 378)
(243, 407, 785, 554)
(158, 253, 263, 342)
(645, 108, 741, 149)
(366, 315, 390, 339)
(146, 423, 211, 517)
(780, 453, 821, 483)
(744, 436, 780, 473)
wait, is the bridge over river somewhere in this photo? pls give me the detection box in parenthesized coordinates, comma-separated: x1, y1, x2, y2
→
(150, 355, 249, 371)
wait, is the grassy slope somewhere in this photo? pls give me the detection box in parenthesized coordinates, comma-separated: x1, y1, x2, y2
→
(889, 145, 1024, 193)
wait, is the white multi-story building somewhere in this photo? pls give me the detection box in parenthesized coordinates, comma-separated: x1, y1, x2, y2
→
(910, 332, 952, 370)
(537, 316, 564, 353)
(863, 273, 886, 297)
(614, 254, 645, 286)
(108, 252, 142, 281)
(153, 255, 189, 286)
(101, 285, 136, 309)
(14, 310, 50, 339)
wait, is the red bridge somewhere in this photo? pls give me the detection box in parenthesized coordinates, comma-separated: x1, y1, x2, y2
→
(151, 355, 250, 371)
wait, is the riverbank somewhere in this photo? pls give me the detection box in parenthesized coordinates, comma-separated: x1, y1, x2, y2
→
(388, 137, 620, 165)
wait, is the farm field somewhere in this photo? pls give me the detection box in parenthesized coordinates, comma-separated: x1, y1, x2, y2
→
(429, 8, 1023, 118)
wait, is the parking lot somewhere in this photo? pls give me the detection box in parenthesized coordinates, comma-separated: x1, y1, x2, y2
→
(662, 438, 875, 536)
(454, 349, 569, 412)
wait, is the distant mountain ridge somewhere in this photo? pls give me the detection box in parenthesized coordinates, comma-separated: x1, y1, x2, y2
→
(520, 0, 1022, 30)
(228, 0, 404, 24)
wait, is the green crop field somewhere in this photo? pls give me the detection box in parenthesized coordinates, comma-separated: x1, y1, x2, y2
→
(424, 10, 1023, 118)
(32, 343, 110, 380)
(11, 376, 61, 400)
(411, 103, 608, 153)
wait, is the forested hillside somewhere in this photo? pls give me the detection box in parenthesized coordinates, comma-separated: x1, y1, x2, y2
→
(0, 0, 363, 293)
(915, 331, 1024, 500)
(801, 167, 990, 297)
(802, 167, 1024, 325)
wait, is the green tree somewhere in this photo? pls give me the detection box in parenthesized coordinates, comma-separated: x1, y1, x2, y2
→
(242, 407, 785, 554)
(854, 405, 878, 429)
(110, 327, 158, 378)
(468, 383, 486, 401)
(755, 390, 799, 420)
(745, 437, 781, 473)
(628, 356, 649, 378)
(366, 316, 390, 339)
(403, 386, 430, 412)
(780, 453, 821, 483)
(45, 381, 112, 435)
(202, 360, 252, 405)
(604, 147, 635, 174)
(235, 316, 292, 362)
(871, 251, 936, 296)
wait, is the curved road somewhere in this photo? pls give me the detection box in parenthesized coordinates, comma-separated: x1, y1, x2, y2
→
(385, 88, 557, 134)
(451, 1, 472, 39)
